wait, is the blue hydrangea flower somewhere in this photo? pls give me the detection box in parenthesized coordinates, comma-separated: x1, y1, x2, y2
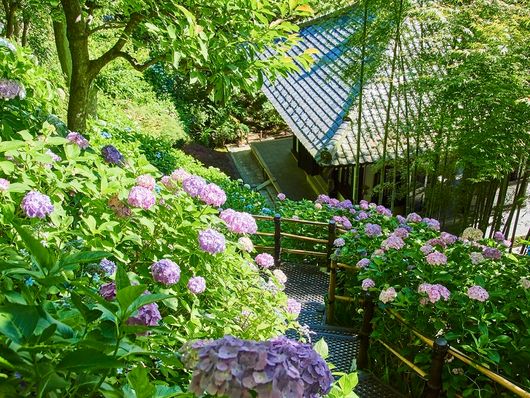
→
(25, 277, 35, 286)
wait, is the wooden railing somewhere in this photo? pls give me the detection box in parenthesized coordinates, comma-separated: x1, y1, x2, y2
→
(250, 214, 530, 398)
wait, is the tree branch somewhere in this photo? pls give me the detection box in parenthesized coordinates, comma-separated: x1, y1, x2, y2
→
(88, 21, 128, 35)
(116, 51, 163, 71)
(88, 12, 143, 78)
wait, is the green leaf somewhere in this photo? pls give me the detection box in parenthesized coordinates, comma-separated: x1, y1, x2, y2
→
(71, 292, 102, 323)
(57, 348, 123, 370)
(0, 304, 41, 343)
(115, 264, 131, 291)
(0, 140, 24, 152)
(313, 338, 329, 359)
(13, 225, 55, 270)
(61, 251, 111, 267)
(127, 366, 156, 398)
(117, 285, 147, 313)
(129, 293, 171, 314)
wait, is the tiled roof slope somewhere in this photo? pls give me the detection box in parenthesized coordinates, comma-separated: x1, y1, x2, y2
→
(261, 7, 426, 166)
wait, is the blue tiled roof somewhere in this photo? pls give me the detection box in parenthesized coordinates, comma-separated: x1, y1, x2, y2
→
(261, 7, 427, 166)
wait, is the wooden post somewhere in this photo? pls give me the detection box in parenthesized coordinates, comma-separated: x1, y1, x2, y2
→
(357, 291, 375, 369)
(274, 214, 281, 267)
(326, 259, 337, 324)
(326, 220, 337, 271)
(423, 337, 449, 398)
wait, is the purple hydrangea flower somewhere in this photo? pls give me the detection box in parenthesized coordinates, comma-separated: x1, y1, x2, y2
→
(362, 278, 375, 290)
(136, 174, 156, 190)
(171, 168, 191, 183)
(426, 251, 447, 266)
(493, 231, 505, 241)
(199, 183, 227, 207)
(407, 212, 422, 223)
(100, 258, 116, 275)
(357, 258, 371, 268)
(101, 145, 124, 165)
(339, 199, 353, 209)
(482, 246, 502, 260)
(467, 285, 489, 302)
(182, 335, 333, 398)
(316, 194, 330, 204)
(440, 232, 457, 245)
(379, 287, 397, 303)
(393, 227, 409, 238)
(396, 215, 407, 224)
(66, 131, 89, 149)
(128, 186, 156, 210)
(376, 205, 392, 217)
(183, 175, 207, 198)
(188, 276, 206, 294)
(220, 209, 258, 234)
(334, 238, 345, 247)
(423, 218, 441, 231)
(21, 191, 54, 218)
(151, 259, 181, 285)
(46, 149, 61, 163)
(0, 79, 26, 100)
(328, 198, 340, 208)
(381, 235, 405, 250)
(128, 300, 162, 326)
(277, 192, 286, 201)
(99, 282, 116, 301)
(359, 200, 370, 210)
(198, 229, 226, 254)
(286, 298, 302, 316)
(0, 178, 10, 191)
(365, 223, 382, 237)
(357, 211, 369, 220)
(255, 253, 274, 269)
(420, 244, 434, 255)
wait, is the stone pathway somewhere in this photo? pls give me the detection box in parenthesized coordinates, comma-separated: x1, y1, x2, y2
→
(281, 263, 403, 397)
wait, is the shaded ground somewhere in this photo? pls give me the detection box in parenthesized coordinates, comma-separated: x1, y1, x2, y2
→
(182, 143, 240, 179)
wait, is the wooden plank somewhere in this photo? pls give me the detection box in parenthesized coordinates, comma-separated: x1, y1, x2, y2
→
(251, 146, 282, 193)
(280, 232, 327, 244)
(255, 179, 272, 190)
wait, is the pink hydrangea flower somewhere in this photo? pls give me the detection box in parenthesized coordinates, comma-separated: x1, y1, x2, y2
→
(128, 186, 156, 210)
(171, 168, 191, 182)
(160, 175, 175, 190)
(420, 244, 434, 255)
(220, 209, 257, 234)
(286, 298, 302, 316)
(21, 190, 54, 218)
(0, 178, 10, 191)
(198, 229, 226, 254)
(199, 183, 227, 207)
(151, 259, 181, 286)
(273, 269, 288, 284)
(426, 251, 447, 266)
(361, 278, 375, 290)
(393, 227, 409, 238)
(66, 131, 89, 149)
(418, 283, 451, 304)
(381, 235, 405, 250)
(406, 213, 422, 223)
(359, 200, 370, 210)
(277, 192, 286, 201)
(255, 253, 274, 269)
(440, 232, 457, 245)
(183, 175, 207, 197)
(467, 285, 489, 302)
(188, 276, 206, 294)
(136, 174, 156, 190)
(314, 203, 323, 210)
(238, 236, 254, 252)
(379, 287, 397, 304)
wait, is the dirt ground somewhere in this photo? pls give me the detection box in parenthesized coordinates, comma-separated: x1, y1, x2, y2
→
(182, 143, 241, 179)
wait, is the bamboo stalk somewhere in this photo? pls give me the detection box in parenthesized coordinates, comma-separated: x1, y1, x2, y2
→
(255, 231, 274, 237)
(334, 295, 355, 303)
(280, 232, 327, 244)
(281, 217, 328, 226)
(253, 214, 274, 221)
(327, 260, 337, 324)
(281, 248, 327, 257)
(377, 339, 428, 379)
(253, 245, 274, 251)
(336, 263, 360, 272)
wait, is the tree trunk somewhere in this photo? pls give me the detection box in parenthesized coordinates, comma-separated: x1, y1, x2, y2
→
(3, 0, 17, 39)
(52, 20, 72, 84)
(21, 13, 29, 46)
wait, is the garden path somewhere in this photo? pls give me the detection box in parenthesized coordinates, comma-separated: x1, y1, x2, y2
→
(282, 263, 403, 398)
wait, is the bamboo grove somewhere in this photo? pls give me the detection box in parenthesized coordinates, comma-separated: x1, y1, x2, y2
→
(344, 0, 530, 238)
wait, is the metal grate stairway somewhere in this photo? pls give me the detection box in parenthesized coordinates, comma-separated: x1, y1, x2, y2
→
(282, 263, 403, 397)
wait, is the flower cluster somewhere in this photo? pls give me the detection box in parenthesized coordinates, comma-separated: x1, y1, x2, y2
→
(128, 300, 162, 326)
(101, 145, 124, 165)
(379, 287, 397, 303)
(183, 175, 207, 198)
(188, 276, 206, 294)
(333, 215, 352, 229)
(21, 190, 54, 218)
(255, 253, 274, 269)
(0, 178, 9, 191)
(376, 205, 392, 217)
(0, 79, 26, 100)
(46, 149, 61, 163)
(237, 236, 254, 252)
(128, 186, 156, 210)
(519, 277, 530, 290)
(220, 209, 257, 234)
(426, 251, 447, 266)
(362, 278, 375, 290)
(334, 238, 345, 247)
(286, 298, 302, 316)
(182, 335, 333, 398)
(136, 174, 156, 190)
(171, 168, 191, 183)
(66, 131, 89, 149)
(469, 252, 485, 265)
(277, 192, 286, 201)
(198, 229, 226, 254)
(406, 213, 422, 223)
(466, 285, 489, 302)
(440, 232, 457, 245)
(272, 269, 287, 285)
(99, 282, 116, 301)
(100, 258, 116, 276)
(482, 246, 502, 260)
(418, 283, 451, 304)
(199, 183, 227, 207)
(461, 227, 483, 241)
(365, 223, 382, 237)
(151, 259, 181, 286)
(381, 235, 405, 251)
(423, 218, 441, 231)
(357, 258, 370, 268)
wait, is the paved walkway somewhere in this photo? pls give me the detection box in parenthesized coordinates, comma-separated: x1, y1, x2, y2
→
(281, 263, 402, 397)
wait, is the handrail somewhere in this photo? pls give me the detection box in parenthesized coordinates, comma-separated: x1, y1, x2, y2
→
(377, 339, 428, 379)
(281, 232, 328, 244)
